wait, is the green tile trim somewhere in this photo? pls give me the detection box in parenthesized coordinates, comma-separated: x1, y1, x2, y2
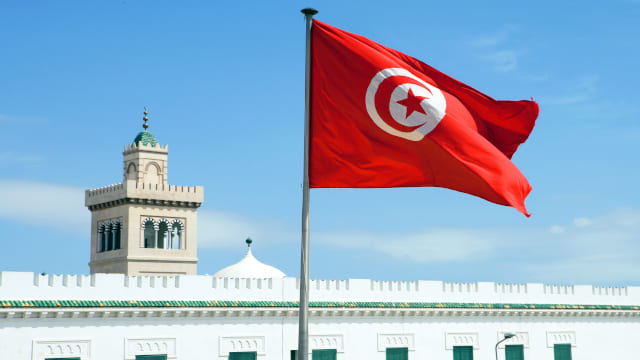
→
(1, 300, 639, 311)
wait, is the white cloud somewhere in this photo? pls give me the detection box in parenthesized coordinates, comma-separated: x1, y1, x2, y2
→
(198, 209, 295, 249)
(0, 179, 295, 248)
(0, 179, 88, 235)
(3, 179, 639, 283)
(471, 33, 507, 48)
(314, 208, 640, 283)
(542, 74, 599, 105)
(0, 152, 42, 165)
(572, 217, 592, 227)
(470, 26, 521, 72)
(315, 229, 499, 263)
(549, 225, 565, 234)
(482, 50, 519, 72)
(470, 26, 515, 48)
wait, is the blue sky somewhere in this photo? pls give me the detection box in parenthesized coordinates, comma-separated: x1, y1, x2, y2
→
(1, 1, 639, 285)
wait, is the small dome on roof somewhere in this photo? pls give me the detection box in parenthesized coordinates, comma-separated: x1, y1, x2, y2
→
(213, 238, 286, 278)
(133, 130, 158, 146)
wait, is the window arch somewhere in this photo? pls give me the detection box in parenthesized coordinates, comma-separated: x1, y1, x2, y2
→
(157, 219, 169, 249)
(126, 162, 137, 180)
(171, 220, 184, 250)
(105, 222, 113, 251)
(97, 220, 122, 252)
(143, 218, 157, 248)
(145, 162, 161, 185)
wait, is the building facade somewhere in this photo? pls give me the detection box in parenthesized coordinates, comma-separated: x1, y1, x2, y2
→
(1, 113, 639, 360)
(1, 271, 640, 359)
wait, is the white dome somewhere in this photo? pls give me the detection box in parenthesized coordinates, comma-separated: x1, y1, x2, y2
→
(213, 245, 286, 278)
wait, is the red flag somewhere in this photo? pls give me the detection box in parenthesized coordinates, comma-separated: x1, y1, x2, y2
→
(308, 20, 538, 216)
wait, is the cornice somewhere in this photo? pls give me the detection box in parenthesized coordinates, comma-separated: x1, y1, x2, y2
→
(1, 300, 639, 320)
(88, 197, 202, 211)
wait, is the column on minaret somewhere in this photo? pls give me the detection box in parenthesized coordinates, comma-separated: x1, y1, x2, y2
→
(105, 223, 113, 251)
(171, 221, 183, 250)
(153, 223, 159, 248)
(115, 221, 121, 250)
(110, 222, 116, 251)
(98, 224, 105, 252)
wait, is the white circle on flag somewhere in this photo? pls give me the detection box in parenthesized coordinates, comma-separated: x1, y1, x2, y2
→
(365, 68, 446, 141)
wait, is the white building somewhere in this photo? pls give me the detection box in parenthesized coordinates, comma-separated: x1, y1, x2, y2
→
(1, 115, 639, 360)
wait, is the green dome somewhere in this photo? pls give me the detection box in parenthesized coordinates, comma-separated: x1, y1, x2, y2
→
(133, 130, 158, 146)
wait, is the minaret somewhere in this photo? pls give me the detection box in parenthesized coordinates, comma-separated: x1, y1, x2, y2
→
(85, 109, 203, 275)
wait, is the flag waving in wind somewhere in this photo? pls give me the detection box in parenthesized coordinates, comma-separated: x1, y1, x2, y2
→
(309, 20, 539, 216)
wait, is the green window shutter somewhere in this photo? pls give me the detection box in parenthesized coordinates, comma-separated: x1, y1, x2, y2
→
(554, 344, 572, 360)
(386, 347, 408, 360)
(312, 349, 337, 360)
(505, 345, 524, 360)
(291, 349, 298, 360)
(136, 356, 168, 360)
(453, 346, 473, 360)
(229, 352, 257, 360)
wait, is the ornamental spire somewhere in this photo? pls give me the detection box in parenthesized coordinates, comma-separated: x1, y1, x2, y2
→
(142, 107, 149, 130)
(246, 237, 253, 247)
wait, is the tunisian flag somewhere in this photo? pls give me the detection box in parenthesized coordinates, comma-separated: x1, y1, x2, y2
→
(309, 20, 538, 216)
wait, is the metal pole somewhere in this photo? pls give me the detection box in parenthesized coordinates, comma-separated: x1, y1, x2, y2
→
(298, 7, 317, 360)
(495, 333, 516, 360)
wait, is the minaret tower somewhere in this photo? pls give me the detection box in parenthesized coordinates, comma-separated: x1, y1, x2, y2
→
(85, 109, 203, 275)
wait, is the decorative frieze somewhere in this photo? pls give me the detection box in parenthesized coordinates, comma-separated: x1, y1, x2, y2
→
(445, 332, 478, 349)
(32, 339, 90, 360)
(497, 331, 529, 348)
(219, 336, 265, 356)
(546, 331, 576, 347)
(310, 334, 344, 352)
(377, 333, 414, 351)
(125, 337, 176, 359)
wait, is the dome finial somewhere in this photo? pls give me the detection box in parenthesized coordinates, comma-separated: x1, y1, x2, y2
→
(142, 107, 149, 130)
(246, 237, 253, 247)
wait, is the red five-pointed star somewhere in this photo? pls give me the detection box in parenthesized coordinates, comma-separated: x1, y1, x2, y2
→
(397, 88, 430, 118)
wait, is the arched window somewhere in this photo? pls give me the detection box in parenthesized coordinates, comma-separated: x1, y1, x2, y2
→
(145, 163, 161, 185)
(143, 219, 156, 248)
(126, 162, 137, 180)
(171, 220, 183, 250)
(114, 220, 122, 250)
(98, 223, 106, 252)
(158, 220, 169, 249)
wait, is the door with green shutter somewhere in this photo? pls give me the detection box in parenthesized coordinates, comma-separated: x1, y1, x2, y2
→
(453, 345, 473, 360)
(505, 345, 524, 360)
(136, 355, 168, 360)
(386, 347, 408, 360)
(554, 344, 572, 360)
(229, 352, 257, 360)
(312, 349, 337, 360)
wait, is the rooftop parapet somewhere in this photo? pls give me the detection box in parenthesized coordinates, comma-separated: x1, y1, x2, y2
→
(123, 141, 168, 155)
(85, 180, 203, 207)
(1, 272, 639, 307)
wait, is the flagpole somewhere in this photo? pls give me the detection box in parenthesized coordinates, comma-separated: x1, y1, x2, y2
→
(299, 7, 317, 360)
